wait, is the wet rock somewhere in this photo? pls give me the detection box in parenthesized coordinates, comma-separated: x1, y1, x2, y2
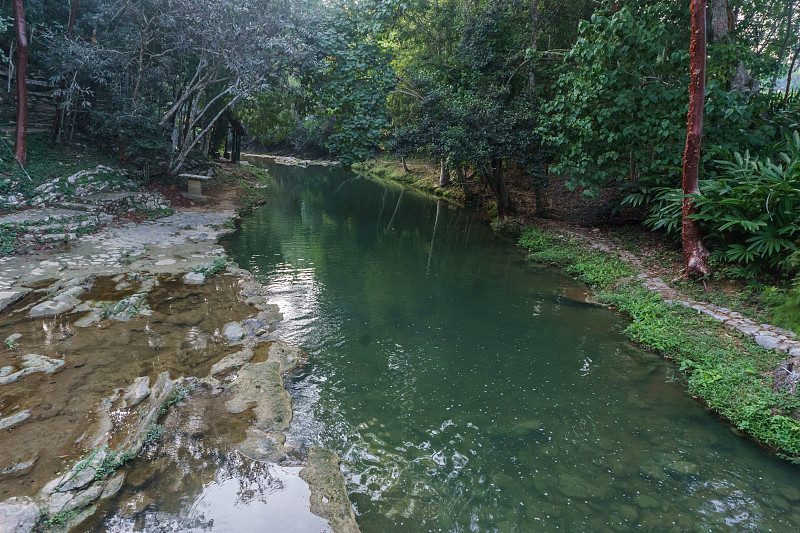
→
(74, 310, 102, 328)
(773, 356, 800, 396)
(58, 464, 97, 492)
(226, 361, 293, 461)
(223, 322, 245, 343)
(62, 483, 103, 514)
(0, 496, 39, 532)
(0, 410, 31, 430)
(183, 272, 205, 285)
(54, 286, 85, 302)
(46, 491, 74, 515)
(101, 473, 125, 499)
(29, 299, 75, 317)
(122, 376, 151, 407)
(300, 447, 361, 533)
(557, 473, 610, 499)
(210, 346, 254, 375)
(778, 484, 800, 502)
(243, 317, 270, 337)
(0, 354, 64, 385)
(0, 289, 31, 313)
(1, 455, 38, 475)
(5, 333, 22, 345)
(268, 341, 307, 374)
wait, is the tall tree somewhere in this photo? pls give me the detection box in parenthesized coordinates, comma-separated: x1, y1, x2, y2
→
(12, 0, 28, 165)
(681, 0, 711, 279)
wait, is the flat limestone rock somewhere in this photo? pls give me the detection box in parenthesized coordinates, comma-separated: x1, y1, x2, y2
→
(29, 299, 75, 317)
(0, 410, 31, 430)
(183, 272, 205, 285)
(0, 289, 31, 313)
(225, 361, 294, 461)
(0, 354, 64, 385)
(122, 376, 151, 407)
(0, 496, 39, 533)
(300, 447, 361, 533)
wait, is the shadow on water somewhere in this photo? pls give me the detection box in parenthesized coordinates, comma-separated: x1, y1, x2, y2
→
(225, 163, 800, 532)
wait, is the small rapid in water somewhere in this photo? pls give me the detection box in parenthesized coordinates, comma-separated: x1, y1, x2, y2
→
(225, 164, 800, 532)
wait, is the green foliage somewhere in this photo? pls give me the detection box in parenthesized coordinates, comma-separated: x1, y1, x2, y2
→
(541, 5, 689, 195)
(642, 132, 800, 275)
(764, 276, 800, 334)
(0, 223, 22, 257)
(4, 337, 19, 350)
(519, 227, 633, 287)
(100, 294, 150, 319)
(541, 3, 790, 197)
(144, 424, 165, 445)
(191, 257, 229, 277)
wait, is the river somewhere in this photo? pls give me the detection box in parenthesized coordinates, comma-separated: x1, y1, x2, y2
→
(223, 164, 799, 532)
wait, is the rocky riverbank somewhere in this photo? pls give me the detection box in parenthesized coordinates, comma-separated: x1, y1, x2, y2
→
(0, 168, 359, 532)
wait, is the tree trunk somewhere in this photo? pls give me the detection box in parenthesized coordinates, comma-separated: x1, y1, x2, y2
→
(784, 45, 800, 107)
(484, 159, 512, 218)
(770, 0, 794, 93)
(402, 156, 409, 173)
(682, 0, 711, 280)
(439, 157, 451, 187)
(13, 0, 28, 166)
(67, 0, 79, 37)
(529, 0, 538, 91)
(709, 0, 759, 97)
(52, 0, 79, 140)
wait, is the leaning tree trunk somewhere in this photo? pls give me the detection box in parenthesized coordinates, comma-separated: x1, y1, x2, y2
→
(51, 0, 79, 140)
(12, 0, 28, 166)
(682, 0, 711, 280)
(784, 45, 800, 107)
(709, 0, 759, 97)
(439, 157, 451, 187)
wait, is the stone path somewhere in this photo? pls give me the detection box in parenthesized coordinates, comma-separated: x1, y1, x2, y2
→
(583, 237, 800, 358)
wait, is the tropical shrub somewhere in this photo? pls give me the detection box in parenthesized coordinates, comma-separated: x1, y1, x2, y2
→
(643, 132, 800, 275)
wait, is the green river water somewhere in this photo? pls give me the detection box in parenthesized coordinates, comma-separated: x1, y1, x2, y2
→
(224, 165, 800, 532)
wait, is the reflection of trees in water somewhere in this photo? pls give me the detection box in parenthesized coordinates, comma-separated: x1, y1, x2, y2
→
(102, 417, 286, 531)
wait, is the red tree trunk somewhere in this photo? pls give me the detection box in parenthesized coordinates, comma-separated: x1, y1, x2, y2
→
(13, 0, 28, 166)
(681, 0, 711, 279)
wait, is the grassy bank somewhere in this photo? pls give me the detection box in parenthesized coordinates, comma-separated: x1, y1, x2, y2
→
(519, 227, 800, 462)
(352, 156, 466, 205)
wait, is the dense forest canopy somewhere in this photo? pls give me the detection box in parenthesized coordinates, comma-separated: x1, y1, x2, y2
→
(1, 0, 799, 278)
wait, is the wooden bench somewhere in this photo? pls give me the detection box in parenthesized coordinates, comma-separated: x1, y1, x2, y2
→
(179, 174, 212, 197)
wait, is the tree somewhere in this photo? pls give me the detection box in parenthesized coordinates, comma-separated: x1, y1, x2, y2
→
(681, 0, 711, 279)
(12, 0, 28, 165)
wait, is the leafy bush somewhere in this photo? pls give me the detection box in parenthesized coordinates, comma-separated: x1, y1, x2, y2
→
(640, 132, 800, 275)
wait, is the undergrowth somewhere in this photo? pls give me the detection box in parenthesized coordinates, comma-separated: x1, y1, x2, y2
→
(518, 225, 800, 462)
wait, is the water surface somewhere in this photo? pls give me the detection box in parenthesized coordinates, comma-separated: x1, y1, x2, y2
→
(225, 165, 800, 532)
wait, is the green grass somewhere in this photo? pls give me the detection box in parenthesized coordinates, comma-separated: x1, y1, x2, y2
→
(519, 227, 634, 288)
(518, 225, 800, 462)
